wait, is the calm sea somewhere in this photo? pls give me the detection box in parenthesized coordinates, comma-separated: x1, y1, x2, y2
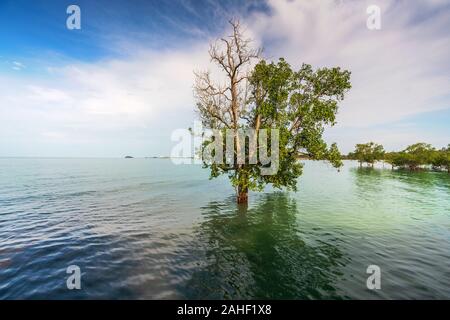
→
(0, 158, 449, 299)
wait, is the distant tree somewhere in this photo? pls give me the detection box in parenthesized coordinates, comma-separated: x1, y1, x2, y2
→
(384, 151, 408, 170)
(194, 20, 352, 204)
(432, 145, 450, 173)
(352, 142, 385, 167)
(384, 152, 396, 169)
(402, 143, 435, 170)
(346, 151, 355, 160)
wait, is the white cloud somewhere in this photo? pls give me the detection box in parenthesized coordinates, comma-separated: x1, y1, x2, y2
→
(1, 0, 449, 156)
(325, 123, 450, 154)
(0, 46, 213, 156)
(27, 85, 71, 103)
(12, 61, 26, 71)
(247, 0, 450, 127)
(13, 61, 25, 67)
(0, 45, 209, 132)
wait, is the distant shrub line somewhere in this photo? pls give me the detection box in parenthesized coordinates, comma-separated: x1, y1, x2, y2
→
(346, 142, 450, 173)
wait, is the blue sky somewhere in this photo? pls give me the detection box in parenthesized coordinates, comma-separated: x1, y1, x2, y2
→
(0, 0, 265, 60)
(0, 0, 449, 157)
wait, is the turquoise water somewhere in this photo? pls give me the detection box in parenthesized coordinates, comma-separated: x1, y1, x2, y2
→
(0, 158, 449, 299)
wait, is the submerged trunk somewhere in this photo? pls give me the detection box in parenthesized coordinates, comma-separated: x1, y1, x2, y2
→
(237, 185, 248, 204)
(236, 169, 249, 204)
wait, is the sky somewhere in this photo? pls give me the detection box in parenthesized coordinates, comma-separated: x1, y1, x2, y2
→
(0, 0, 449, 157)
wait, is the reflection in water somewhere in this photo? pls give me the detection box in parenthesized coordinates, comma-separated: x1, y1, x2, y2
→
(351, 167, 384, 196)
(180, 193, 347, 299)
(1, 159, 449, 299)
(352, 166, 450, 190)
(391, 169, 450, 192)
(349, 166, 450, 227)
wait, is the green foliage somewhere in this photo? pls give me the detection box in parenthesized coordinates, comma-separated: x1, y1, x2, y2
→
(350, 142, 385, 167)
(384, 151, 408, 169)
(239, 59, 351, 191)
(349, 142, 450, 173)
(200, 58, 352, 194)
(431, 145, 450, 172)
(195, 23, 351, 202)
(383, 143, 439, 171)
(402, 143, 435, 170)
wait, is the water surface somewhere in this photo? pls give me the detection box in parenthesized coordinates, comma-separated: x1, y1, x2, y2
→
(0, 159, 449, 299)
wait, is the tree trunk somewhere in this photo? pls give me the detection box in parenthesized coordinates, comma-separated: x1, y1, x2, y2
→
(237, 185, 248, 204)
(236, 170, 249, 204)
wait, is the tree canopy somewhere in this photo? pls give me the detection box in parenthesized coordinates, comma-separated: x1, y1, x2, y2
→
(348, 142, 450, 173)
(431, 145, 450, 173)
(384, 143, 435, 171)
(194, 20, 352, 203)
(348, 142, 385, 167)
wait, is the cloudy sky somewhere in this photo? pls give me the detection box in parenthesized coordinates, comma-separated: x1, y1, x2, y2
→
(0, 0, 449, 157)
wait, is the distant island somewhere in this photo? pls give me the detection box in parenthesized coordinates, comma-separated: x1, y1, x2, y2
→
(124, 156, 134, 159)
